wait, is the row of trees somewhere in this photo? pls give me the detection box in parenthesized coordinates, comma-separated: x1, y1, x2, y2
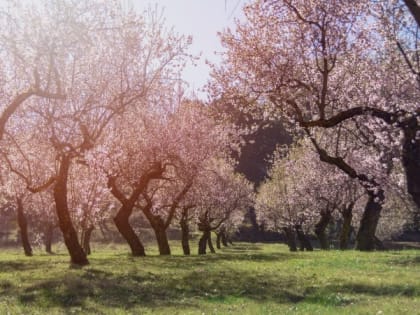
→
(0, 0, 252, 266)
(209, 0, 420, 250)
(1, 0, 419, 265)
(256, 139, 414, 251)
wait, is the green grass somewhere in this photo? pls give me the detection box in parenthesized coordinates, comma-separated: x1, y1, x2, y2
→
(0, 242, 419, 314)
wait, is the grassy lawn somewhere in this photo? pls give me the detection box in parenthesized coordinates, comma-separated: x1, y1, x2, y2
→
(0, 242, 419, 314)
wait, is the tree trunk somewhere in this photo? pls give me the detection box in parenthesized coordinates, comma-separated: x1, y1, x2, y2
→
(180, 218, 190, 255)
(109, 164, 165, 257)
(207, 232, 216, 253)
(16, 198, 32, 257)
(402, 118, 420, 211)
(44, 223, 54, 254)
(315, 210, 332, 250)
(142, 205, 170, 255)
(198, 229, 210, 255)
(216, 232, 221, 249)
(340, 203, 354, 250)
(309, 134, 386, 251)
(356, 189, 384, 251)
(114, 208, 145, 256)
(54, 156, 89, 266)
(82, 225, 94, 255)
(152, 224, 171, 255)
(283, 226, 297, 252)
(221, 231, 229, 247)
(374, 236, 385, 250)
(295, 224, 313, 251)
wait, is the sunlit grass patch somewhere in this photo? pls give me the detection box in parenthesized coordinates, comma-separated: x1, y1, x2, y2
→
(0, 243, 418, 314)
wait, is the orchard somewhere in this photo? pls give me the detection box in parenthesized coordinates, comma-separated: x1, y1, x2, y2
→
(0, 1, 418, 314)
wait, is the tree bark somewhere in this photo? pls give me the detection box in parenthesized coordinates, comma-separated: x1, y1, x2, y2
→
(152, 223, 171, 255)
(16, 198, 32, 257)
(207, 232, 216, 253)
(141, 205, 171, 255)
(308, 134, 386, 252)
(109, 162, 164, 257)
(44, 223, 54, 254)
(340, 203, 354, 250)
(402, 117, 420, 210)
(356, 189, 384, 251)
(198, 229, 210, 255)
(180, 218, 190, 255)
(54, 155, 89, 266)
(81, 225, 94, 255)
(374, 236, 385, 250)
(315, 210, 332, 250)
(221, 232, 229, 246)
(114, 207, 145, 256)
(216, 232, 222, 249)
(295, 224, 313, 251)
(283, 226, 297, 252)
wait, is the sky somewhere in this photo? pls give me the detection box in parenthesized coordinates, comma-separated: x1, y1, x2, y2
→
(134, 0, 247, 98)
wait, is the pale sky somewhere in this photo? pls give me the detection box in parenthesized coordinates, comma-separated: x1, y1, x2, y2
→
(134, 0, 247, 98)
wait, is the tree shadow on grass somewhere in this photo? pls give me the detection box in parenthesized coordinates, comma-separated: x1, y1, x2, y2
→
(221, 243, 264, 251)
(0, 260, 45, 272)
(10, 245, 420, 313)
(167, 251, 301, 265)
(93, 250, 302, 272)
(0, 279, 14, 295)
(388, 255, 420, 266)
(18, 259, 420, 313)
(18, 266, 306, 312)
(324, 282, 418, 297)
(19, 264, 419, 314)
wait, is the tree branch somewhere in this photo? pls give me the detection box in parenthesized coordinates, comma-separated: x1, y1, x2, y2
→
(404, 0, 420, 28)
(164, 181, 192, 229)
(0, 88, 66, 140)
(298, 106, 397, 128)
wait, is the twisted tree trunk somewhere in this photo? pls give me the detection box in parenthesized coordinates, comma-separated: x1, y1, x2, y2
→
(221, 232, 229, 247)
(142, 205, 171, 255)
(207, 232, 216, 253)
(180, 218, 190, 255)
(315, 210, 332, 250)
(152, 223, 171, 255)
(44, 223, 54, 254)
(340, 203, 354, 250)
(114, 207, 145, 256)
(198, 229, 210, 255)
(16, 198, 32, 257)
(283, 226, 297, 252)
(109, 163, 165, 257)
(216, 232, 222, 249)
(356, 189, 384, 251)
(81, 225, 94, 255)
(402, 117, 420, 210)
(54, 155, 89, 266)
(295, 224, 313, 251)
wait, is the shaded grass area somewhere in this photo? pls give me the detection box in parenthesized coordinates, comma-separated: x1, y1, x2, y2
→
(0, 243, 419, 314)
